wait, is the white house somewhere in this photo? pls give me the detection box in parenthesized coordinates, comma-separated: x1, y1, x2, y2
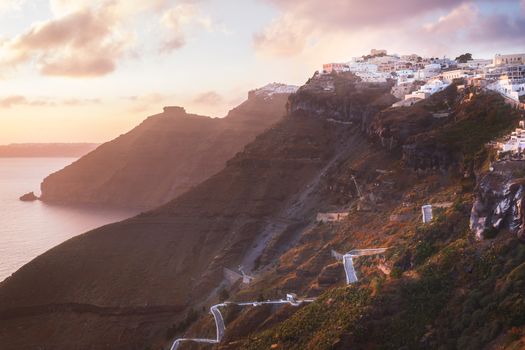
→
(323, 63, 349, 74)
(348, 62, 378, 73)
(494, 53, 525, 66)
(498, 128, 525, 153)
(405, 79, 449, 101)
(488, 75, 525, 102)
(419, 79, 450, 95)
(442, 69, 468, 83)
(457, 59, 492, 70)
(356, 71, 389, 83)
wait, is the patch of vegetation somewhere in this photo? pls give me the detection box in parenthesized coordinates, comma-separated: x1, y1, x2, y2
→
(241, 287, 371, 350)
(455, 53, 473, 63)
(434, 93, 520, 168)
(413, 240, 437, 265)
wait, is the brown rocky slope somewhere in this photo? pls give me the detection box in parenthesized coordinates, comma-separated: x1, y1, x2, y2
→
(39, 86, 293, 210)
(0, 74, 395, 350)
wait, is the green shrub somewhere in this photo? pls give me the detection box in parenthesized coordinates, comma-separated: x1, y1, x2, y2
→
(413, 241, 437, 265)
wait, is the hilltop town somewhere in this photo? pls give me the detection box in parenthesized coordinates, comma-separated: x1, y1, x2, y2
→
(322, 50, 525, 109)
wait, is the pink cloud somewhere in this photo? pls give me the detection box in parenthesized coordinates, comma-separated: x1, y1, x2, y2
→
(0, 6, 129, 78)
(0, 95, 101, 108)
(253, 15, 309, 56)
(424, 3, 478, 34)
(11, 10, 111, 51)
(0, 96, 28, 108)
(0, 95, 50, 108)
(255, 0, 525, 57)
(40, 56, 116, 77)
(263, 0, 465, 31)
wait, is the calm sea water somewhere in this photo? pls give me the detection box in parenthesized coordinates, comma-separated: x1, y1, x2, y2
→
(0, 158, 137, 282)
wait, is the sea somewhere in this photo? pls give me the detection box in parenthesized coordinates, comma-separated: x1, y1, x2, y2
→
(0, 158, 137, 282)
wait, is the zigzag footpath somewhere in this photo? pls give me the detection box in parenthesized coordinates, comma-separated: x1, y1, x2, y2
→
(332, 248, 388, 284)
(170, 295, 315, 350)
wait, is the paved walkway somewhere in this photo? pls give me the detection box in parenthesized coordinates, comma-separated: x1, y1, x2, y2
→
(170, 295, 315, 350)
(332, 248, 388, 284)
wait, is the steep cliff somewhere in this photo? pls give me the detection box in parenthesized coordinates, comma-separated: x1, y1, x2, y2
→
(164, 86, 525, 350)
(0, 74, 393, 350)
(471, 162, 525, 241)
(3, 73, 525, 350)
(39, 87, 292, 209)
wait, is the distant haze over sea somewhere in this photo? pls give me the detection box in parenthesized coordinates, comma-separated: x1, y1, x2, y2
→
(0, 143, 99, 158)
(0, 157, 135, 281)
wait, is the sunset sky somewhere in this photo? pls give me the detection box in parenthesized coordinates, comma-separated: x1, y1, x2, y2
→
(0, 0, 524, 143)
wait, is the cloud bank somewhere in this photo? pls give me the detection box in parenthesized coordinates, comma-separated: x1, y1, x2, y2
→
(0, 0, 211, 77)
(254, 0, 525, 57)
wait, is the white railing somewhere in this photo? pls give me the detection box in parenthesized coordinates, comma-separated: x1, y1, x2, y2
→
(332, 248, 388, 284)
(170, 294, 315, 350)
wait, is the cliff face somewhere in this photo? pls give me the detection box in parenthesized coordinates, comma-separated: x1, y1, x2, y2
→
(3, 73, 525, 350)
(0, 74, 392, 350)
(184, 89, 525, 350)
(39, 90, 290, 209)
(289, 72, 396, 129)
(471, 162, 525, 241)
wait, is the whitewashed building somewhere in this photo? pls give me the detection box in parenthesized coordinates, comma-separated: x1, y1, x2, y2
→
(442, 69, 468, 83)
(494, 53, 525, 66)
(348, 62, 378, 73)
(419, 79, 450, 94)
(323, 63, 349, 74)
(498, 128, 525, 153)
(404, 79, 449, 101)
(488, 75, 525, 102)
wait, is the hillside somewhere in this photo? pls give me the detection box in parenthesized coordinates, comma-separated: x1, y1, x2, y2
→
(0, 73, 394, 350)
(39, 84, 294, 209)
(193, 86, 525, 350)
(0, 143, 98, 157)
(2, 73, 525, 350)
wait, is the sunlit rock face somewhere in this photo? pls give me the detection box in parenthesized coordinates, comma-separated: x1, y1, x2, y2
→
(470, 164, 525, 241)
(288, 72, 395, 128)
(39, 91, 291, 210)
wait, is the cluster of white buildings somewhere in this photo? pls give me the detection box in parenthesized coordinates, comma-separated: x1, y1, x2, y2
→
(497, 121, 525, 155)
(485, 56, 525, 103)
(321, 50, 525, 107)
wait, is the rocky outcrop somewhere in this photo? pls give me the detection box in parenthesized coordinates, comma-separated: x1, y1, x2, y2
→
(367, 85, 459, 156)
(401, 142, 458, 171)
(288, 72, 395, 129)
(39, 89, 291, 209)
(470, 162, 525, 241)
(19, 192, 38, 202)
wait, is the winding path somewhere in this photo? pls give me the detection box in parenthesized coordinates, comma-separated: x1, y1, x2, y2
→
(170, 295, 315, 350)
(332, 248, 388, 284)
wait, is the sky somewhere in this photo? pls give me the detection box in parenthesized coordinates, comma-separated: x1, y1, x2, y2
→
(0, 0, 524, 143)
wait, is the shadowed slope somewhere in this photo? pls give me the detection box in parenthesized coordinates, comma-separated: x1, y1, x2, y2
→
(40, 90, 291, 209)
